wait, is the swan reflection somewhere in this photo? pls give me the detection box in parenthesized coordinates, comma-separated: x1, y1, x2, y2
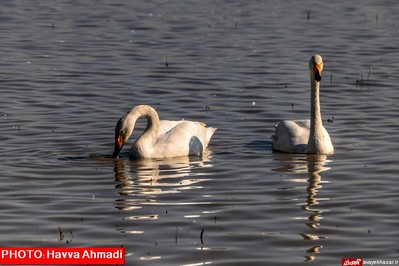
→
(273, 153, 331, 262)
(113, 153, 213, 223)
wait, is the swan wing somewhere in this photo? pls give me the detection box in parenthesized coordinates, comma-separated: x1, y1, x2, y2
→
(272, 120, 310, 153)
(158, 120, 186, 136)
(155, 121, 216, 158)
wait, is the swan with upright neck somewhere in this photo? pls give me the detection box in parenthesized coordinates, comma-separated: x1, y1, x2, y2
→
(112, 105, 216, 159)
(272, 55, 334, 154)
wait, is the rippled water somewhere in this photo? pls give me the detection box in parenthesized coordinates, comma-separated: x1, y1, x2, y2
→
(1, 1, 398, 265)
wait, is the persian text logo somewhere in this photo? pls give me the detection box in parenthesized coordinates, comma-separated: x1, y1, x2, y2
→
(342, 258, 363, 266)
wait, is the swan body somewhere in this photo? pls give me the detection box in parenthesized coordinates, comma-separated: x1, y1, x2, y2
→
(112, 105, 216, 159)
(272, 55, 334, 155)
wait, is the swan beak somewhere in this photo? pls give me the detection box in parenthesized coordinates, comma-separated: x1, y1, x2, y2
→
(314, 63, 322, 82)
(112, 134, 125, 158)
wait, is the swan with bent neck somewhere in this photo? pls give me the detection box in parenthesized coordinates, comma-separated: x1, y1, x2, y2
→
(272, 55, 334, 154)
(112, 105, 216, 159)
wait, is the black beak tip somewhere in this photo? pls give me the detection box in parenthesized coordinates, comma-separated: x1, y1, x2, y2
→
(315, 72, 322, 82)
(112, 149, 120, 159)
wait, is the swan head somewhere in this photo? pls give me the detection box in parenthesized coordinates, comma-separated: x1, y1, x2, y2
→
(112, 113, 134, 158)
(309, 54, 323, 82)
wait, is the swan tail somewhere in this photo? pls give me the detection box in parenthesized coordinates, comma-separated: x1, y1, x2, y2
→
(206, 127, 217, 144)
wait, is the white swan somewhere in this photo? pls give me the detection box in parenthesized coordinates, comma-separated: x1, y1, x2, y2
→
(112, 105, 217, 159)
(272, 55, 334, 154)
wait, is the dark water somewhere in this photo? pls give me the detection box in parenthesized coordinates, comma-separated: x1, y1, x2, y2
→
(1, 1, 399, 265)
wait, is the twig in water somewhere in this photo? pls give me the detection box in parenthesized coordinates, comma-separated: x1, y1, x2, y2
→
(67, 230, 73, 244)
(356, 74, 364, 87)
(200, 228, 205, 245)
(59, 227, 64, 242)
(366, 65, 373, 84)
(175, 226, 178, 245)
(356, 65, 373, 87)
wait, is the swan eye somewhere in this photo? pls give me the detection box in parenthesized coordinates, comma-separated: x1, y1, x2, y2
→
(311, 56, 317, 64)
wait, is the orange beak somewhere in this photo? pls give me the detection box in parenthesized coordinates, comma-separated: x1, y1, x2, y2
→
(112, 134, 125, 158)
(314, 63, 322, 82)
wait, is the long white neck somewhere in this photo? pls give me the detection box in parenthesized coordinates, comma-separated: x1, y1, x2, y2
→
(306, 78, 324, 153)
(128, 105, 160, 149)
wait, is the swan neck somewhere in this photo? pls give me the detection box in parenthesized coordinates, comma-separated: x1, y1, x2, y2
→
(310, 79, 323, 131)
(306, 78, 325, 154)
(136, 106, 160, 144)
